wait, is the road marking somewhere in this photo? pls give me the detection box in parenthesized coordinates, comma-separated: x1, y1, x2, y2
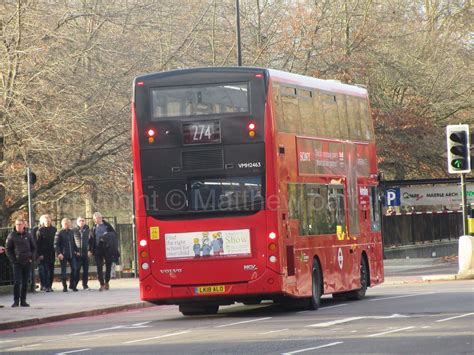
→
(0, 340, 16, 344)
(4, 343, 42, 351)
(369, 292, 435, 302)
(307, 314, 407, 328)
(122, 330, 191, 344)
(132, 321, 151, 327)
(281, 341, 343, 354)
(298, 304, 348, 313)
(259, 329, 289, 335)
(214, 317, 272, 328)
(55, 349, 91, 355)
(366, 326, 415, 337)
(82, 335, 108, 341)
(307, 316, 364, 328)
(320, 303, 348, 310)
(69, 325, 124, 336)
(435, 312, 474, 323)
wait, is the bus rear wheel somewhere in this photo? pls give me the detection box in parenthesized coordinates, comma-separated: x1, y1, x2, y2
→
(345, 257, 368, 300)
(308, 261, 322, 310)
(179, 304, 219, 316)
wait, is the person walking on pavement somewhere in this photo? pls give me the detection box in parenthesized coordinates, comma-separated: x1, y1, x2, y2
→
(5, 218, 36, 307)
(89, 212, 119, 291)
(55, 218, 79, 292)
(0, 245, 5, 307)
(73, 216, 91, 290)
(36, 214, 57, 292)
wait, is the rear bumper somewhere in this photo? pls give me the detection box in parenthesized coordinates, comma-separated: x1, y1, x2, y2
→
(140, 268, 284, 305)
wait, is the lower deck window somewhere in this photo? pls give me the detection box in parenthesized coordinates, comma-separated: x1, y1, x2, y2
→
(288, 183, 346, 235)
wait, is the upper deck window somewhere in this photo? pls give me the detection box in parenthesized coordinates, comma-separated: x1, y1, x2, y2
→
(151, 82, 249, 119)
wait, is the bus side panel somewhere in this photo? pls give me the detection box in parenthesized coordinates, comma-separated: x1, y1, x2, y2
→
(371, 237, 385, 286)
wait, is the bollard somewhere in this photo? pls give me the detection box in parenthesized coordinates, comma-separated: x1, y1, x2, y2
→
(469, 205, 474, 236)
(458, 235, 474, 273)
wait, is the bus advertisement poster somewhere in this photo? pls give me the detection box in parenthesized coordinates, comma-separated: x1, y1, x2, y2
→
(164, 229, 251, 259)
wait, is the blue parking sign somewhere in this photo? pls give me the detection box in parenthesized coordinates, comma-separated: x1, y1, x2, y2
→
(385, 188, 400, 206)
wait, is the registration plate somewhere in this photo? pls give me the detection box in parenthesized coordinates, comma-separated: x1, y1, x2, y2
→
(195, 285, 225, 295)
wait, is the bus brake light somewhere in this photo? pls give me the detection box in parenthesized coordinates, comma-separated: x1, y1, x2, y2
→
(248, 121, 256, 137)
(147, 129, 156, 137)
(146, 129, 156, 143)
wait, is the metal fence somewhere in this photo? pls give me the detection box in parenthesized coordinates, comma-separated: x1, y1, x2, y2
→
(0, 217, 136, 286)
(382, 211, 463, 246)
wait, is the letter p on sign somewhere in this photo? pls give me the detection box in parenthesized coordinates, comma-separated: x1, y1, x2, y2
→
(385, 188, 400, 206)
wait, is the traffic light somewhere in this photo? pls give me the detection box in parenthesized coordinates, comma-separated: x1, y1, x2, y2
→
(24, 171, 37, 185)
(446, 124, 471, 174)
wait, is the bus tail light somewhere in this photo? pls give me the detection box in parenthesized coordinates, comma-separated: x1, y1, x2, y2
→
(268, 243, 277, 251)
(268, 232, 277, 240)
(140, 250, 149, 258)
(139, 239, 147, 247)
(248, 121, 256, 137)
(269, 255, 277, 263)
(141, 262, 150, 270)
(146, 128, 156, 143)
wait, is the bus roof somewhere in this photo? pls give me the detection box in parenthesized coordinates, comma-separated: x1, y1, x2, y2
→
(267, 68, 367, 97)
(135, 66, 367, 97)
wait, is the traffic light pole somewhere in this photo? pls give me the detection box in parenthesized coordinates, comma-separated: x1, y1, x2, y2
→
(26, 167, 36, 293)
(461, 173, 468, 235)
(26, 167, 34, 231)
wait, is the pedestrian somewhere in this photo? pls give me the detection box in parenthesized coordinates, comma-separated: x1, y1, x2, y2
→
(73, 216, 91, 290)
(89, 212, 119, 291)
(5, 218, 36, 307)
(54, 218, 79, 292)
(36, 215, 57, 292)
(0, 245, 5, 308)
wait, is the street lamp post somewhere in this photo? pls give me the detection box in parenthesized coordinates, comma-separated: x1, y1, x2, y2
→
(236, 0, 242, 66)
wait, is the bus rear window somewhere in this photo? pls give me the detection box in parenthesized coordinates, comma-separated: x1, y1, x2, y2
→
(151, 83, 249, 119)
(190, 176, 263, 212)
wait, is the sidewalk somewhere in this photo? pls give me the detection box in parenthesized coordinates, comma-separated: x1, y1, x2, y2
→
(0, 258, 470, 331)
(0, 278, 148, 331)
(383, 257, 473, 283)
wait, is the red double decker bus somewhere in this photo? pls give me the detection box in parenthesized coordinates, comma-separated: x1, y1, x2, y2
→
(132, 67, 384, 315)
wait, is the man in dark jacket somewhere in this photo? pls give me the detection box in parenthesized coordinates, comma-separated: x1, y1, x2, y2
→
(6, 218, 36, 307)
(54, 218, 78, 292)
(73, 216, 90, 290)
(89, 212, 119, 291)
(36, 214, 57, 292)
(0, 245, 4, 307)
